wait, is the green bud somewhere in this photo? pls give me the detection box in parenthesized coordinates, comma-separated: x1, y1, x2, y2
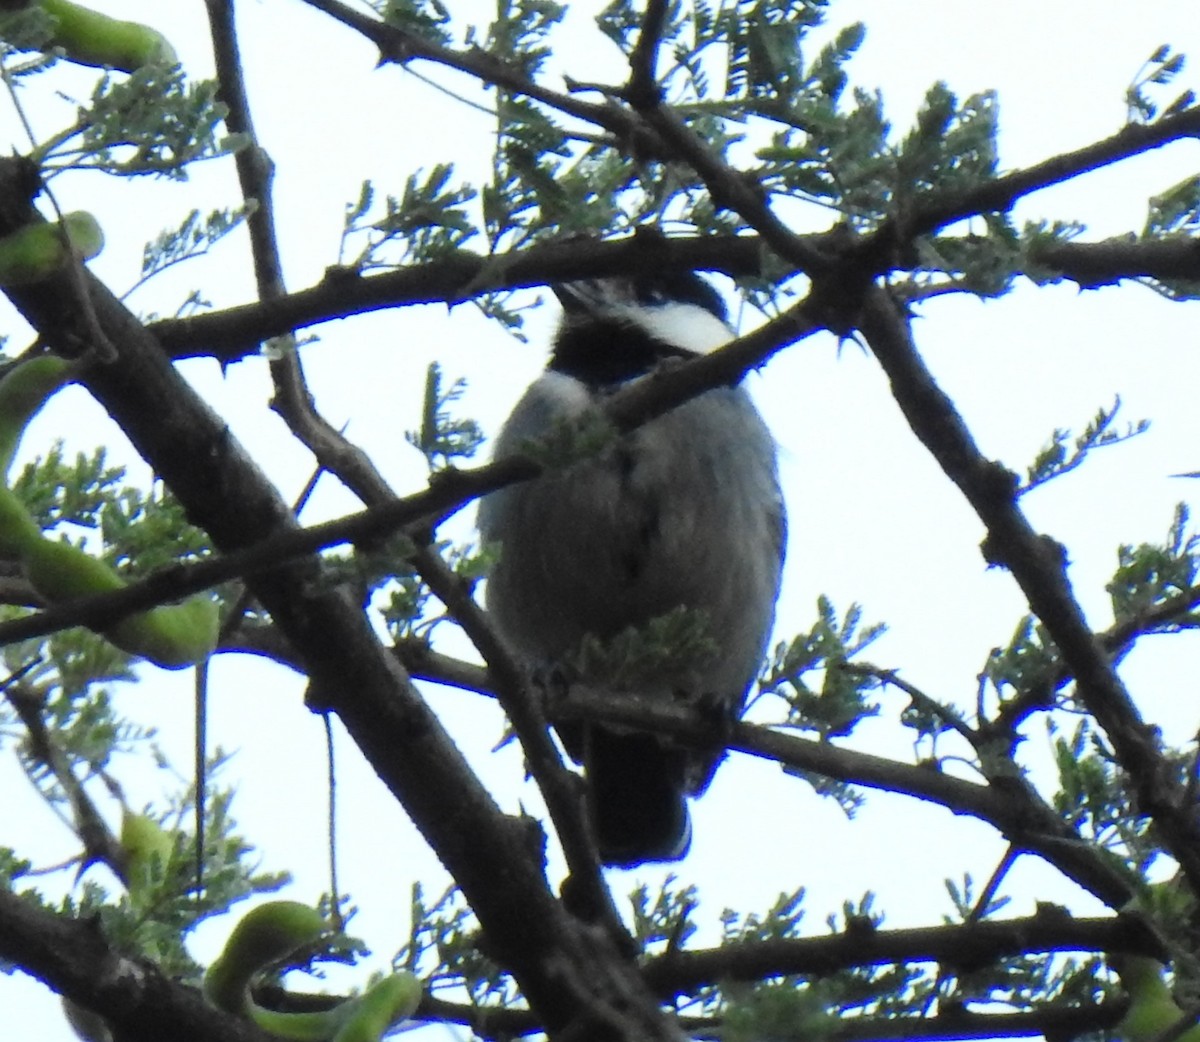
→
(332, 974, 422, 1042)
(204, 901, 330, 1015)
(0, 486, 45, 558)
(0, 355, 216, 670)
(0, 355, 69, 475)
(109, 596, 219, 671)
(0, 211, 104, 287)
(30, 0, 175, 72)
(1113, 955, 1200, 1042)
(119, 811, 174, 893)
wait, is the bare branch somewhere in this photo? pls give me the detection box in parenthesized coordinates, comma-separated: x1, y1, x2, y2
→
(207, 0, 391, 506)
(148, 233, 769, 363)
(642, 912, 1158, 993)
(855, 285, 1200, 896)
(1030, 235, 1200, 289)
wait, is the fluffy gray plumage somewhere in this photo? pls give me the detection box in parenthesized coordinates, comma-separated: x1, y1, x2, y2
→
(477, 274, 785, 866)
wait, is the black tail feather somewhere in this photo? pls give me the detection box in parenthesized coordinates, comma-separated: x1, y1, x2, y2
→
(585, 729, 691, 867)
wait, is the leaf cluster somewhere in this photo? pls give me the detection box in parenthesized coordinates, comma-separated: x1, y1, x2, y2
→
(379, 0, 454, 48)
(91, 787, 291, 983)
(565, 605, 722, 691)
(372, 538, 488, 645)
(397, 883, 518, 1009)
(404, 362, 485, 471)
(134, 205, 251, 302)
(762, 596, 884, 740)
(340, 169, 478, 270)
(37, 65, 237, 179)
(1108, 503, 1200, 625)
(1049, 720, 1156, 875)
(1127, 44, 1193, 124)
(1020, 398, 1149, 495)
(12, 442, 212, 577)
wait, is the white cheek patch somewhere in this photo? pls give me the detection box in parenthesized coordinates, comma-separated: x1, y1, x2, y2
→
(623, 301, 734, 356)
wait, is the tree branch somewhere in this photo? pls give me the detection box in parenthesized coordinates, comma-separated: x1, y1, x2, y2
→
(278, 914, 1150, 1041)
(642, 912, 1157, 993)
(6, 682, 127, 882)
(407, 543, 621, 934)
(0, 279, 823, 657)
(400, 998, 1127, 1042)
(0, 888, 276, 1042)
(0, 455, 533, 651)
(545, 685, 1133, 907)
(855, 285, 1200, 898)
(1030, 235, 1200, 290)
(206, 0, 390, 508)
(0, 156, 681, 1042)
(297, 0, 643, 141)
(985, 581, 1200, 738)
(904, 106, 1200, 240)
(148, 233, 769, 363)
(626, 0, 669, 108)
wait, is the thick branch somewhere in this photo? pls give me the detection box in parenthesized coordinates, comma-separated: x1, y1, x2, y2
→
(0, 888, 274, 1042)
(144, 230, 1199, 374)
(0, 456, 530, 650)
(284, 915, 1149, 1041)
(1030, 235, 1200, 289)
(824, 1004, 1123, 1042)
(403, 998, 1126, 1042)
(148, 234, 768, 363)
(626, 0, 669, 108)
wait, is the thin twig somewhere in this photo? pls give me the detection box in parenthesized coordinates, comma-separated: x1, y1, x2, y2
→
(324, 711, 342, 931)
(6, 680, 127, 883)
(970, 847, 1018, 922)
(194, 655, 208, 901)
(841, 662, 979, 746)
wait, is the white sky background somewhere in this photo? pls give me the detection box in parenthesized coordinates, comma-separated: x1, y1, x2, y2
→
(3, 1, 1200, 1039)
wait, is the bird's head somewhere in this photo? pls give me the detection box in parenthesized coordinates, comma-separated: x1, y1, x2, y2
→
(549, 273, 733, 387)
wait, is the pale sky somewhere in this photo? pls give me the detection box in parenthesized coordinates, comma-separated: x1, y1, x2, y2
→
(3, 2, 1200, 1039)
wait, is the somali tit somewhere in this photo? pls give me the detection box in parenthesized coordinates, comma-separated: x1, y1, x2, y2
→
(477, 272, 785, 867)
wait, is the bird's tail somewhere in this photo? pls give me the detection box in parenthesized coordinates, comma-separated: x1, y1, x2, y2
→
(585, 728, 691, 867)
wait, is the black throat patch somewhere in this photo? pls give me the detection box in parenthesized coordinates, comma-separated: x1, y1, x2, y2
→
(549, 315, 693, 388)
(548, 273, 728, 389)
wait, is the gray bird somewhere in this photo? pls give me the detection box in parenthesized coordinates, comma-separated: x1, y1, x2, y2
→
(477, 272, 786, 866)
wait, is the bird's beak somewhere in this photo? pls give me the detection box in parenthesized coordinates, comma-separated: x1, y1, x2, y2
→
(553, 280, 615, 316)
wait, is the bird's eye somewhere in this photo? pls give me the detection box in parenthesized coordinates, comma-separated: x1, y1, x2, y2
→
(634, 283, 668, 307)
